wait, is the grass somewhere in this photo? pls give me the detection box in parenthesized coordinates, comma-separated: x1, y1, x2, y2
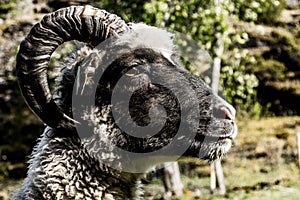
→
(145, 116, 300, 199)
(0, 180, 21, 200)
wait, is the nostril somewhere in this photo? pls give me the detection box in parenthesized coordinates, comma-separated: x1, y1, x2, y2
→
(221, 107, 234, 120)
(213, 107, 234, 120)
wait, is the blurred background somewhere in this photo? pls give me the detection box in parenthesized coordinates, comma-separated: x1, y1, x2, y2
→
(0, 0, 300, 199)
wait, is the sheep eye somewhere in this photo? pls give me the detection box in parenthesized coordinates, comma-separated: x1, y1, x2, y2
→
(125, 66, 140, 77)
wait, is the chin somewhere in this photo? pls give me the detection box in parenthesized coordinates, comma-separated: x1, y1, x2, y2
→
(185, 123, 237, 161)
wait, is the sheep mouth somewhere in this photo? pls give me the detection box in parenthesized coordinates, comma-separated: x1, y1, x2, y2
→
(211, 120, 238, 144)
(199, 125, 237, 143)
(203, 122, 237, 160)
(183, 119, 237, 160)
(217, 121, 238, 140)
(197, 117, 237, 138)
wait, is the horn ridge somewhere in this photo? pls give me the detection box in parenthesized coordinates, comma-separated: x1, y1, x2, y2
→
(16, 5, 129, 131)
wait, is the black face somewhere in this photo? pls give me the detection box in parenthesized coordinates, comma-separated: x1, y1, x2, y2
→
(68, 47, 237, 163)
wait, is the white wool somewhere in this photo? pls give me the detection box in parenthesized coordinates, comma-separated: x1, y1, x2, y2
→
(116, 23, 175, 55)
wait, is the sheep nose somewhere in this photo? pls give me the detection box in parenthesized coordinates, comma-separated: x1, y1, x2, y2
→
(222, 106, 235, 120)
(213, 103, 236, 121)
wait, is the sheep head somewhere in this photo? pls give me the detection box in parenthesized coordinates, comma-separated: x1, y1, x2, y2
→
(16, 5, 237, 172)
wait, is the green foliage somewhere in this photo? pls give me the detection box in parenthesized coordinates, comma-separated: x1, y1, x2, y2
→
(143, 0, 233, 55)
(0, 0, 18, 15)
(92, 0, 146, 22)
(232, 0, 285, 24)
(265, 31, 300, 73)
(220, 49, 260, 117)
(253, 59, 287, 82)
(270, 30, 300, 52)
(294, 25, 300, 39)
(242, 58, 288, 116)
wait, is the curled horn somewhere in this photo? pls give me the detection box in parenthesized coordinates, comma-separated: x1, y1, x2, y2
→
(16, 5, 130, 130)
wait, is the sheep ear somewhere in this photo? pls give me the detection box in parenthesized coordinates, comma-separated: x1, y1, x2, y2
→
(16, 5, 129, 131)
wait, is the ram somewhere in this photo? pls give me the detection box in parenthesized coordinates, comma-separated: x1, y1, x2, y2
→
(11, 5, 237, 200)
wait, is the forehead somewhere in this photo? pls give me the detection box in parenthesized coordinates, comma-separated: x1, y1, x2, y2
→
(111, 48, 176, 67)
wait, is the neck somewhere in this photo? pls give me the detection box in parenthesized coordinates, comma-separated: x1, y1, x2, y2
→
(24, 132, 143, 199)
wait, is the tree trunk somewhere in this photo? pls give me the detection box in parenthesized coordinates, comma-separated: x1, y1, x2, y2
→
(210, 55, 226, 195)
(210, 41, 226, 196)
(210, 0, 226, 194)
(211, 57, 221, 94)
(210, 160, 226, 194)
(163, 162, 183, 199)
